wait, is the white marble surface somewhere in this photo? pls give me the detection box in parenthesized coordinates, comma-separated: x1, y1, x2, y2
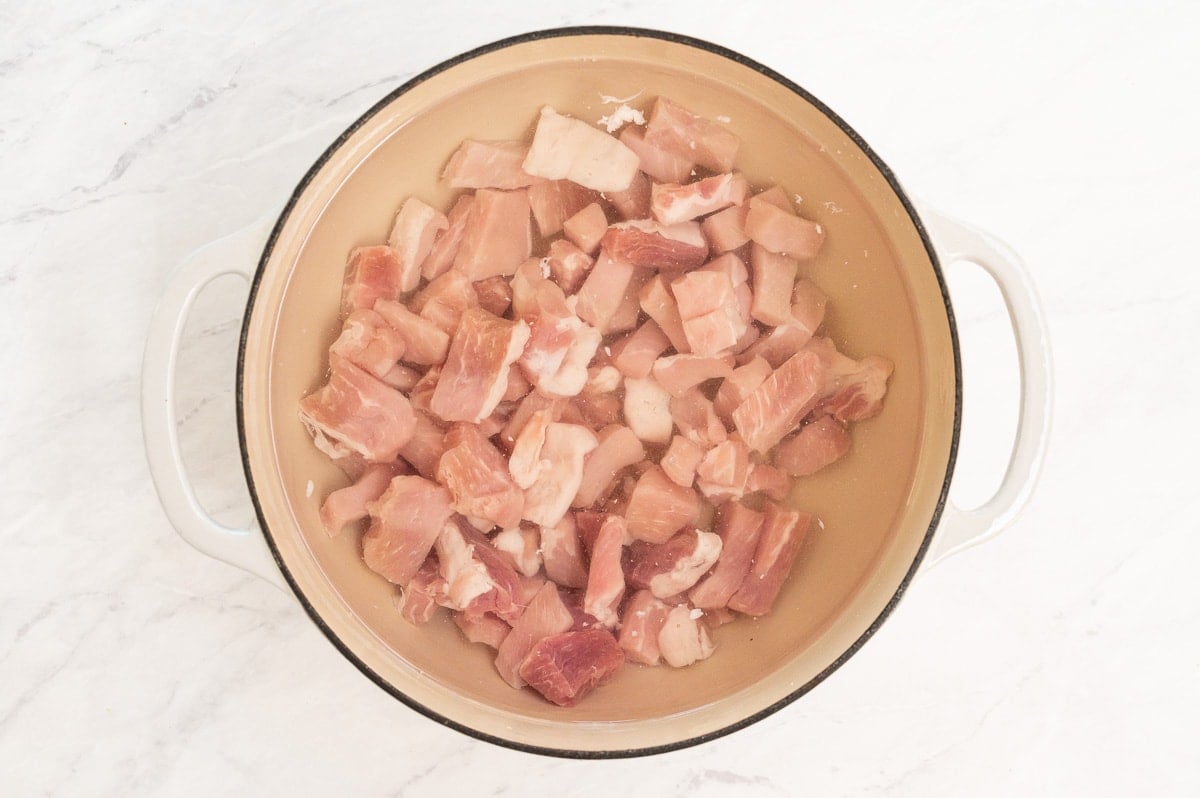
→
(3, 1, 1198, 795)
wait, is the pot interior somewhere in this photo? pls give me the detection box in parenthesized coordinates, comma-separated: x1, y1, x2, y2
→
(240, 30, 957, 754)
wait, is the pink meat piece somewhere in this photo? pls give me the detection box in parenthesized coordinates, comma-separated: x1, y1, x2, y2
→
(572, 392, 623, 432)
(507, 407, 557, 490)
(540, 514, 589, 589)
(435, 520, 526, 622)
(494, 580, 574, 688)
(690, 501, 765, 609)
(791, 279, 828, 337)
(522, 423, 599, 527)
(361, 475, 454, 586)
(643, 96, 740, 173)
(701, 204, 751, 253)
(610, 320, 671, 380)
(624, 466, 702, 544)
(651, 354, 735, 397)
(388, 197, 449, 292)
(606, 266, 650, 336)
(582, 364, 621, 396)
(522, 106, 640, 191)
(638, 274, 691, 353)
(657, 605, 715, 668)
(430, 308, 531, 423)
(744, 197, 825, 260)
(573, 424, 646, 508)
(617, 589, 672, 665)
(396, 409, 447, 480)
(651, 173, 750, 226)
(660, 435, 705, 488)
(573, 510, 608, 558)
(395, 557, 447, 625)
(695, 436, 753, 502)
(528, 179, 597, 238)
(441, 139, 540, 190)
(732, 350, 826, 453)
(814, 351, 894, 423)
(328, 308, 407, 379)
(410, 269, 479, 335)
(454, 610, 511, 650)
(736, 324, 813, 369)
(628, 528, 723, 599)
(408, 365, 440, 414)
(299, 360, 416, 463)
(545, 238, 594, 295)
(437, 423, 524, 530)
(373, 299, 451, 366)
(341, 245, 404, 317)
(518, 629, 625, 707)
(753, 185, 795, 212)
(472, 275, 512, 318)
(600, 219, 708, 271)
(574, 251, 636, 334)
(604, 169, 652, 220)
(728, 503, 813, 616)
(562, 202, 609, 255)
(670, 387, 728, 449)
(319, 462, 405, 537)
(774, 416, 852, 476)
(503, 364, 532, 403)
(714, 356, 774, 426)
(452, 188, 532, 280)
(671, 269, 746, 356)
(617, 125, 694, 184)
(422, 195, 474, 281)
(517, 279, 602, 398)
(745, 463, 790, 502)
(583, 515, 627, 628)
(749, 244, 800, 326)
(498, 391, 562, 452)
(622, 375, 674, 444)
(701, 251, 749, 287)
(379, 363, 421, 392)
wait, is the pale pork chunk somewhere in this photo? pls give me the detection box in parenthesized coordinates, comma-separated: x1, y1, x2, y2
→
(618, 125, 694, 184)
(545, 238, 594, 295)
(522, 423, 599, 527)
(701, 204, 751, 252)
(430, 308, 530, 423)
(299, 360, 416, 463)
(622, 376, 674, 444)
(442, 139, 540, 190)
(475, 274, 514, 318)
(453, 188, 532, 280)
(507, 407, 556, 489)
(791, 279, 828, 337)
(528, 179, 596, 238)
(518, 629, 625, 707)
(396, 410, 447, 479)
(650, 172, 750, 226)
(732, 350, 825, 453)
(422, 195, 474, 280)
(605, 266, 650, 336)
(516, 278, 601, 398)
(573, 424, 646, 508)
(670, 388, 728, 449)
(816, 354, 894, 422)
(540, 514, 589, 589)
(624, 466, 702, 544)
(638, 274, 691, 353)
(328, 308, 406, 379)
(657, 605, 716, 668)
(651, 354, 735, 397)
(752, 185, 795, 212)
(437, 423, 524, 530)
(745, 463, 790, 502)
(583, 515, 627, 628)
(714, 357, 774, 426)
(600, 219, 708, 271)
(341, 245, 404, 317)
(503, 364, 533, 402)
(660, 435, 705, 488)
(494, 580, 574, 688)
(729, 503, 813, 616)
(644, 96, 740, 173)
(604, 169, 653, 220)
(379, 363, 422, 392)
(435, 520, 526, 622)
(572, 391, 623, 431)
(361, 475, 454, 586)
(694, 436, 753, 502)
(574, 251, 636, 334)
(610, 320, 671, 379)
(774, 416, 851, 476)
(562, 202, 609, 255)
(689, 501, 765, 609)
(498, 391, 562, 452)
(749, 244, 800, 327)
(618, 590, 672, 665)
(395, 557, 447, 625)
(744, 196, 824, 261)
(454, 611, 511, 650)
(388, 197, 449, 292)
(373, 299, 450, 366)
(522, 107, 640, 192)
(319, 462, 405, 537)
(628, 528, 723, 599)
(737, 324, 814, 369)
(582, 364, 622, 396)
(671, 269, 746, 356)
(410, 269, 479, 335)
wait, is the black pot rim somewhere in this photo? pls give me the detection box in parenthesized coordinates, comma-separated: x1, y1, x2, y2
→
(235, 24, 962, 760)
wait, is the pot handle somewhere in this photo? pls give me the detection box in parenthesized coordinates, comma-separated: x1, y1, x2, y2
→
(916, 204, 1053, 571)
(141, 217, 287, 591)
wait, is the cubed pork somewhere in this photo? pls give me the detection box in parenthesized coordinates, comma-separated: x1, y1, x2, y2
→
(319, 462, 405, 537)
(583, 515, 627, 628)
(454, 610, 511, 650)
(749, 244, 800, 327)
(610, 320, 671, 379)
(437, 423, 524, 530)
(618, 590, 672, 665)
(744, 197, 824, 260)
(638, 274, 691, 353)
(689, 501, 764, 609)
(643, 96, 740, 173)
(670, 387, 727, 449)
(660, 435, 705, 488)
(361, 475, 454, 586)
(328, 308, 407, 379)
(545, 238, 594, 295)
(650, 172, 749, 226)
(395, 557, 447, 625)
(774, 416, 851, 476)
(452, 188, 532, 280)
(522, 106, 640, 192)
(671, 269, 746, 356)
(528, 179, 597, 238)
(494, 580, 574, 688)
(694, 436, 752, 502)
(628, 528, 723, 599)
(624, 466, 702, 544)
(600, 219, 708, 271)
(518, 629, 625, 707)
(701, 204, 750, 253)
(340, 245, 404, 317)
(299, 360, 416, 463)
(388, 197, 448, 292)
(373, 299, 451, 366)
(622, 376, 674, 444)
(540, 514, 589, 589)
(618, 125, 694, 184)
(435, 520, 525, 622)
(422, 195, 474, 280)
(728, 502, 813, 616)
(522, 423, 599, 527)
(562, 201, 609, 255)
(732, 350, 825, 453)
(651, 354, 735, 397)
(430, 308, 530, 423)
(573, 424, 646, 508)
(657, 605, 716, 668)
(442, 139, 540, 189)
(410, 269, 479, 335)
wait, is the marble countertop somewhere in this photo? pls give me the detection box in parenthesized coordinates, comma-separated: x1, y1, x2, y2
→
(4, 1, 1197, 795)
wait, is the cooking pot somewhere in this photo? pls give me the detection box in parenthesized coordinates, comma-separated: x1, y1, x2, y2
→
(142, 27, 1051, 757)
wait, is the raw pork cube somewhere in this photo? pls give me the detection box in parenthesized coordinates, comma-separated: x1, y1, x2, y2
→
(562, 202, 609, 255)
(299, 360, 416, 464)
(388, 197, 448, 292)
(396, 410, 447, 480)
(814, 350, 894, 422)
(319, 463, 403, 537)
(749, 244, 800, 326)
(610, 320, 671, 380)
(521, 423, 599, 527)
(728, 503, 813, 616)
(701, 204, 750, 252)
(689, 501, 765, 609)
(517, 278, 602, 398)
(657, 605, 715, 668)
(328, 308, 407, 379)
(638, 274, 691, 353)
(736, 324, 813, 369)
(752, 185, 795, 212)
(714, 357, 773, 426)
(774, 416, 851, 476)
(453, 188, 532, 280)
(744, 196, 824, 260)
(651, 354, 735, 397)
(410, 270, 478, 335)
(493, 526, 542, 578)
(518, 629, 625, 707)
(671, 269, 746, 356)
(583, 515, 627, 628)
(574, 251, 636, 334)
(373, 299, 451, 366)
(522, 106, 639, 192)
(650, 173, 749, 226)
(507, 407, 557, 489)
(628, 528, 723, 599)
(791, 279, 828, 337)
(732, 350, 825, 453)
(601, 219, 708, 271)
(422, 195, 474, 280)
(670, 387, 727, 449)
(660, 435, 705, 488)
(624, 466, 702, 544)
(540, 514, 589, 589)
(361, 475, 453, 586)
(644, 96, 740, 173)
(618, 125, 694, 184)
(494, 581, 574, 688)
(475, 275, 514, 318)
(694, 436, 752, 502)
(454, 611, 511, 650)
(618, 590, 672, 665)
(435, 520, 525, 622)
(745, 463, 790, 502)
(622, 376, 674, 444)
(573, 425, 646, 508)
(545, 238, 594, 295)
(528, 179, 596, 238)
(436, 423, 524, 530)
(441, 139, 540, 189)
(604, 170, 652, 220)
(395, 557, 448, 625)
(429, 308, 530, 423)
(341, 245, 404, 316)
